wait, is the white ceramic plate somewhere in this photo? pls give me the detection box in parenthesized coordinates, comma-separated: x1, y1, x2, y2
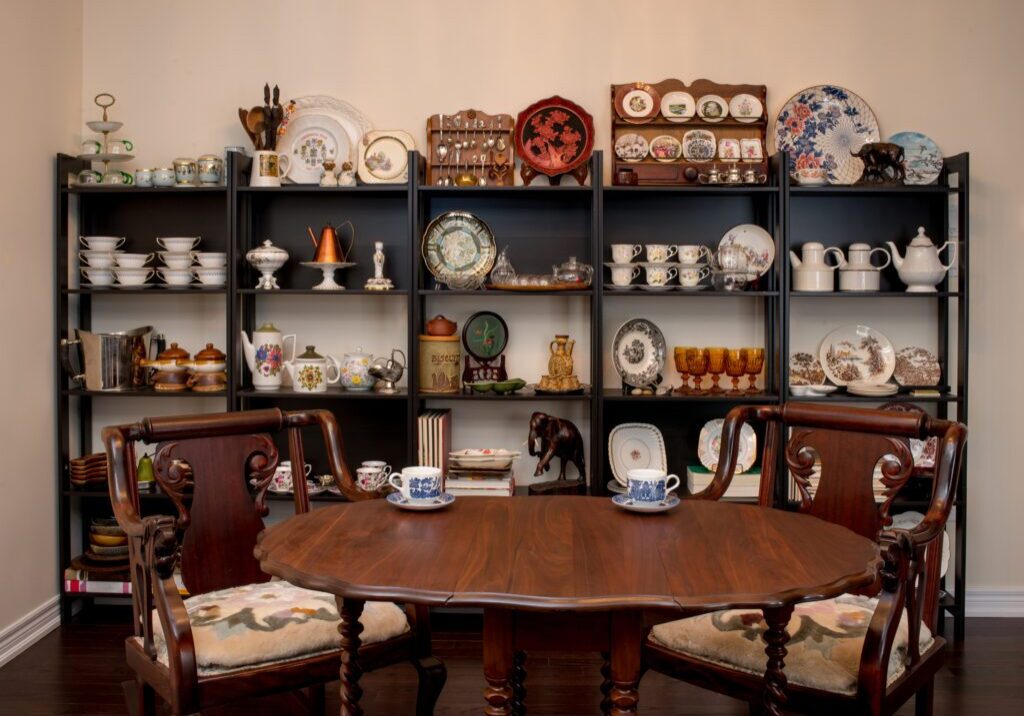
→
(277, 113, 348, 184)
(819, 325, 896, 386)
(717, 138, 741, 162)
(612, 494, 679, 513)
(622, 88, 657, 119)
(888, 131, 943, 185)
(660, 91, 695, 122)
(847, 382, 898, 397)
(278, 95, 372, 182)
(358, 130, 415, 184)
(608, 423, 667, 487)
(696, 95, 728, 122)
(698, 419, 757, 473)
(614, 133, 649, 162)
(682, 129, 716, 162)
(612, 318, 666, 388)
(718, 224, 775, 276)
(894, 346, 941, 386)
(386, 492, 455, 511)
(649, 135, 682, 162)
(729, 94, 763, 123)
(790, 352, 826, 385)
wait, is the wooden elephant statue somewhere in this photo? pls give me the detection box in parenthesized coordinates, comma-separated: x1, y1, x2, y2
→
(527, 411, 585, 483)
(852, 141, 905, 184)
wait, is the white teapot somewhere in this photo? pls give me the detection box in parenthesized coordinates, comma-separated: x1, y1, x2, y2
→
(284, 345, 341, 393)
(837, 243, 891, 292)
(887, 227, 956, 293)
(789, 242, 844, 292)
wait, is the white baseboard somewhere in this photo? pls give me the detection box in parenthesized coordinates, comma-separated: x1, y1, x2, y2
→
(965, 588, 1024, 617)
(0, 595, 61, 668)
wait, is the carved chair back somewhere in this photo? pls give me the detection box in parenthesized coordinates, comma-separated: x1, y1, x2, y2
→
(706, 403, 966, 631)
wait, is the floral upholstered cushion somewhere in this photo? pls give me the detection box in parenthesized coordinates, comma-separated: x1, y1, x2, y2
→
(648, 594, 933, 695)
(142, 581, 409, 676)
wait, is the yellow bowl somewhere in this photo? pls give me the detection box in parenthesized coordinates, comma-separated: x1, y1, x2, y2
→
(89, 533, 127, 547)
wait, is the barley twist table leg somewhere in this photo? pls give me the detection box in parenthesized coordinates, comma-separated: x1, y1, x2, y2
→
(600, 651, 612, 715)
(761, 604, 795, 716)
(483, 608, 515, 716)
(336, 597, 365, 716)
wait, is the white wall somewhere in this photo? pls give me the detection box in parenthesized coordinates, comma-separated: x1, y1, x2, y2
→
(0, 1, 82, 636)
(53, 0, 1020, 601)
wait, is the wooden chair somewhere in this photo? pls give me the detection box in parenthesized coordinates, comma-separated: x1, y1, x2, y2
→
(103, 408, 446, 716)
(642, 402, 966, 716)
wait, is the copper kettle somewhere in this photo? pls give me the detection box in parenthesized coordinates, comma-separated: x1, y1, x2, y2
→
(307, 219, 355, 264)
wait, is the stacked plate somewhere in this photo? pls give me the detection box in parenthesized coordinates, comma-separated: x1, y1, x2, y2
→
(69, 452, 108, 488)
(84, 517, 128, 566)
(847, 381, 899, 397)
(448, 448, 519, 472)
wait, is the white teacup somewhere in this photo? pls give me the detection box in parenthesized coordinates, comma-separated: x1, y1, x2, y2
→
(388, 466, 443, 503)
(79, 250, 117, 269)
(678, 266, 711, 287)
(158, 252, 195, 269)
(645, 244, 678, 263)
(609, 265, 641, 287)
(113, 267, 154, 286)
(626, 468, 680, 503)
(80, 267, 114, 286)
(157, 268, 193, 286)
(79, 235, 125, 251)
(194, 251, 227, 268)
(107, 139, 134, 155)
(115, 252, 154, 268)
(677, 245, 712, 265)
(610, 244, 642, 263)
(356, 463, 391, 492)
(157, 236, 201, 252)
(271, 460, 311, 492)
(191, 268, 226, 285)
(643, 264, 677, 286)
(80, 139, 101, 156)
(362, 460, 392, 476)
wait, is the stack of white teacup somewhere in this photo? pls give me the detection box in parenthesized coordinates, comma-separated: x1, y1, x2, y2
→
(155, 237, 226, 288)
(79, 236, 156, 288)
(605, 243, 713, 291)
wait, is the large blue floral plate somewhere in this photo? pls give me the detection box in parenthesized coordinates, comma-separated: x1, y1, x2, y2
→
(888, 131, 943, 185)
(773, 85, 879, 185)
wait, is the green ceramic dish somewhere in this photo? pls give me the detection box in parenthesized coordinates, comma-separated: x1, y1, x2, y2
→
(493, 378, 526, 394)
(469, 381, 496, 393)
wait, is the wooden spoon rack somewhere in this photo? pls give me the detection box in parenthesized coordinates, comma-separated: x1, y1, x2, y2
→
(426, 109, 515, 187)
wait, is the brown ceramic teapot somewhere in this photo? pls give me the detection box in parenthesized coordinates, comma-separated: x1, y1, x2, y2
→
(426, 315, 457, 336)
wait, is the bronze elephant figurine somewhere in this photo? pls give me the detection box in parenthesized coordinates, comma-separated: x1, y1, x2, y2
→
(527, 411, 585, 482)
(852, 141, 905, 184)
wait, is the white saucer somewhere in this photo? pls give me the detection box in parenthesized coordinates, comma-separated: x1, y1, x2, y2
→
(676, 285, 709, 291)
(612, 494, 680, 513)
(604, 284, 639, 291)
(640, 284, 675, 292)
(607, 480, 626, 494)
(387, 492, 455, 511)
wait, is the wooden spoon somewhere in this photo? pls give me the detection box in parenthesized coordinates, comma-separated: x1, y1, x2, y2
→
(246, 107, 267, 150)
(238, 108, 258, 147)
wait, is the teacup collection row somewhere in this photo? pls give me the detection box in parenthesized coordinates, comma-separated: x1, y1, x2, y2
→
(78, 235, 226, 288)
(266, 459, 394, 495)
(605, 242, 714, 291)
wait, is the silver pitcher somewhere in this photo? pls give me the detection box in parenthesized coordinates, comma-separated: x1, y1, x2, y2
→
(60, 326, 153, 391)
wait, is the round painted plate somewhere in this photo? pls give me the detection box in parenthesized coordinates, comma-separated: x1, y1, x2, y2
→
(608, 422, 667, 486)
(682, 129, 716, 162)
(888, 131, 943, 185)
(879, 402, 939, 469)
(660, 91, 695, 122)
(729, 93, 763, 123)
(649, 135, 682, 162)
(422, 211, 496, 289)
(386, 492, 455, 511)
(462, 311, 508, 361)
(616, 85, 661, 122)
(277, 113, 348, 184)
(818, 325, 895, 386)
(516, 96, 595, 178)
(774, 85, 880, 185)
(696, 95, 728, 122)
(613, 318, 666, 388)
(790, 352, 826, 385)
(718, 224, 775, 276)
(894, 346, 941, 386)
(614, 133, 650, 162)
(698, 419, 757, 472)
(612, 494, 680, 513)
(358, 131, 414, 183)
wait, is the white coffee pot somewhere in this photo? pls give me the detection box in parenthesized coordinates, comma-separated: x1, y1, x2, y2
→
(887, 227, 956, 293)
(789, 242, 844, 292)
(240, 322, 296, 390)
(284, 345, 341, 393)
(836, 243, 891, 292)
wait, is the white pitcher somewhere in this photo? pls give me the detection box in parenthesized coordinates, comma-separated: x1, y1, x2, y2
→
(789, 242, 844, 292)
(240, 322, 296, 390)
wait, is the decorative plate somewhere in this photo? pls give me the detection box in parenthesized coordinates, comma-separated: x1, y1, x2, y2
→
(729, 94, 763, 123)
(696, 95, 728, 122)
(790, 352, 826, 385)
(357, 130, 415, 184)
(847, 382, 898, 397)
(608, 422, 667, 487)
(891, 510, 949, 576)
(773, 85, 880, 185)
(613, 318, 666, 388)
(698, 419, 757, 473)
(682, 129, 716, 162)
(819, 325, 896, 386)
(422, 211, 496, 289)
(515, 96, 595, 177)
(615, 84, 661, 122)
(614, 133, 649, 162)
(607, 479, 626, 494)
(276, 113, 346, 184)
(894, 346, 941, 386)
(660, 91, 695, 122)
(879, 402, 939, 469)
(386, 492, 455, 511)
(650, 135, 682, 162)
(718, 224, 775, 276)
(277, 95, 372, 184)
(740, 138, 764, 162)
(718, 138, 741, 162)
(462, 311, 509, 362)
(612, 493, 680, 513)
(888, 131, 943, 185)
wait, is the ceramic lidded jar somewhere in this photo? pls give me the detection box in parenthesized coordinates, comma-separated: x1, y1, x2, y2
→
(285, 345, 341, 393)
(246, 239, 289, 290)
(340, 346, 376, 392)
(838, 243, 891, 292)
(425, 315, 457, 336)
(197, 154, 224, 185)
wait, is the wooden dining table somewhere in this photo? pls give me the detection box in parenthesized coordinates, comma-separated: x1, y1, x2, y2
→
(254, 495, 879, 715)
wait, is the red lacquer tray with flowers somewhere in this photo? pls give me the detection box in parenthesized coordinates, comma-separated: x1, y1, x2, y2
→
(515, 96, 594, 186)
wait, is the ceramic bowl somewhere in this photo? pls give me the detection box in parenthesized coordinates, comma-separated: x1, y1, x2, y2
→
(114, 252, 154, 268)
(79, 250, 118, 269)
(89, 524, 125, 537)
(158, 252, 195, 269)
(157, 236, 200, 252)
(91, 517, 119, 528)
(194, 252, 226, 267)
(493, 378, 526, 395)
(191, 267, 226, 285)
(795, 167, 828, 186)
(113, 268, 154, 285)
(469, 380, 495, 393)
(80, 267, 114, 286)
(89, 533, 127, 547)
(157, 268, 193, 286)
(153, 168, 176, 187)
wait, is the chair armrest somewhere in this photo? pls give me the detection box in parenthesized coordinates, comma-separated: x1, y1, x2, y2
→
(102, 425, 145, 538)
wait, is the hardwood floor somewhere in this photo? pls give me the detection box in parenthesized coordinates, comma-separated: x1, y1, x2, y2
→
(0, 608, 1019, 715)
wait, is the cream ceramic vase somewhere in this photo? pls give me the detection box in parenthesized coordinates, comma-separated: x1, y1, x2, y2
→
(240, 322, 296, 390)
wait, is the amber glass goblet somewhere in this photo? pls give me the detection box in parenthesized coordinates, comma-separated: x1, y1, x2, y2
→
(725, 349, 747, 394)
(705, 347, 727, 394)
(741, 347, 765, 394)
(685, 347, 709, 395)
(674, 346, 694, 393)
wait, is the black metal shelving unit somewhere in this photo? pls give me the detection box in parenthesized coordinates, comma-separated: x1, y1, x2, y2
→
(54, 149, 970, 638)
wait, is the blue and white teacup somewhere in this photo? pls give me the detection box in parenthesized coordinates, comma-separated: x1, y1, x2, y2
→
(626, 468, 680, 503)
(389, 466, 443, 503)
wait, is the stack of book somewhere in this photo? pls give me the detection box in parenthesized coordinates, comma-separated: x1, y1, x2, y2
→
(445, 449, 518, 497)
(417, 409, 452, 476)
(687, 465, 761, 500)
